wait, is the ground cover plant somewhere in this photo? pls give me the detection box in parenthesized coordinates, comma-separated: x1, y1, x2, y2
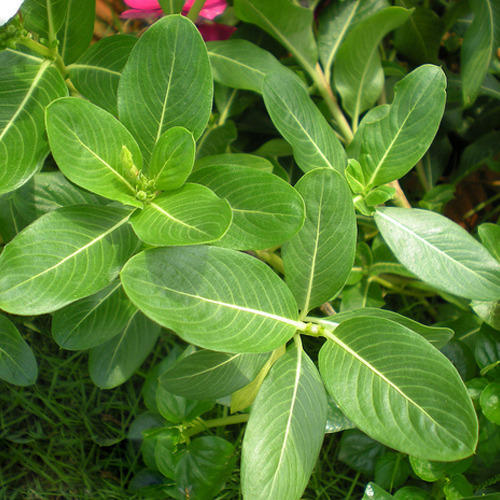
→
(0, 0, 499, 498)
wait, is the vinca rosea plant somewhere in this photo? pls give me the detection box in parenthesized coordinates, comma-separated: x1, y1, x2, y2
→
(0, 0, 499, 498)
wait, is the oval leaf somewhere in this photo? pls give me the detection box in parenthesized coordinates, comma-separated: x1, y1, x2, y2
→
(130, 184, 232, 246)
(375, 207, 500, 301)
(319, 317, 478, 461)
(242, 341, 327, 500)
(0, 205, 138, 315)
(190, 164, 305, 250)
(120, 246, 300, 352)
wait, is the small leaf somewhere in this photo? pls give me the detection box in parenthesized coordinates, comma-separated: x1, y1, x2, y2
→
(478, 223, 500, 262)
(120, 246, 300, 353)
(196, 120, 237, 159)
(0, 314, 37, 386)
(362, 482, 394, 499)
(21, 0, 67, 38)
(471, 300, 500, 331)
(46, 97, 144, 207)
(194, 153, 274, 173)
(130, 184, 232, 246)
(319, 317, 478, 461)
(149, 127, 195, 190)
(283, 168, 356, 314)
(241, 341, 327, 500)
(375, 207, 500, 301)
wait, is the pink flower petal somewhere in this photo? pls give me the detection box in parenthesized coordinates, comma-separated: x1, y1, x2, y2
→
(197, 22, 235, 41)
(183, 0, 227, 20)
(121, 7, 163, 18)
(123, 0, 160, 9)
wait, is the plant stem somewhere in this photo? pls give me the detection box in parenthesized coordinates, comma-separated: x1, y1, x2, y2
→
(184, 413, 249, 439)
(254, 249, 285, 275)
(463, 192, 500, 219)
(416, 160, 431, 192)
(388, 180, 411, 208)
(345, 471, 361, 500)
(186, 0, 207, 22)
(17, 37, 52, 58)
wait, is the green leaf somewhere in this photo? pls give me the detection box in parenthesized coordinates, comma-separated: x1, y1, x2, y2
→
(57, 0, 95, 64)
(375, 452, 410, 491)
(393, 5, 444, 64)
(149, 127, 195, 190)
(120, 246, 300, 353)
(375, 207, 500, 301)
(89, 312, 160, 389)
(21, 0, 67, 38)
(338, 429, 385, 475)
(478, 223, 500, 262)
(0, 51, 67, 195)
(196, 120, 237, 158)
(68, 35, 137, 115)
(472, 300, 500, 331)
(351, 65, 447, 187)
(158, 0, 184, 14)
(46, 97, 144, 207)
(322, 307, 454, 349)
(241, 341, 327, 500)
(194, 153, 274, 173)
(363, 483, 394, 499)
(263, 70, 346, 173)
(118, 16, 213, 163)
(52, 281, 137, 350)
(207, 39, 283, 94)
(0, 314, 37, 386)
(160, 350, 270, 400)
(319, 317, 478, 461)
(283, 168, 356, 315)
(130, 184, 232, 246)
(189, 164, 305, 250)
(0, 205, 138, 315)
(234, 0, 317, 69)
(461, 0, 500, 106)
(334, 7, 410, 119)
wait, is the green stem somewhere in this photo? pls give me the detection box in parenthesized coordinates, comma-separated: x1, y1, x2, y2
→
(184, 413, 249, 439)
(463, 192, 500, 219)
(416, 160, 431, 192)
(388, 180, 411, 208)
(345, 471, 361, 500)
(17, 37, 52, 58)
(254, 249, 285, 275)
(186, 0, 207, 22)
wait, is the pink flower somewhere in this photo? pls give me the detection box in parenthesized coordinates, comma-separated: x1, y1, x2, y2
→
(122, 0, 235, 40)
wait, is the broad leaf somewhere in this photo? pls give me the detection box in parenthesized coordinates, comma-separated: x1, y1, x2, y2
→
(0, 51, 67, 195)
(21, 0, 67, 38)
(194, 153, 273, 173)
(319, 317, 478, 460)
(241, 341, 327, 500)
(234, 0, 317, 69)
(351, 65, 446, 187)
(160, 351, 270, 400)
(52, 281, 137, 350)
(0, 314, 37, 386)
(461, 0, 500, 106)
(130, 184, 232, 246)
(189, 164, 305, 250)
(0, 205, 138, 315)
(323, 307, 453, 349)
(263, 71, 346, 173)
(478, 223, 500, 262)
(207, 39, 283, 93)
(283, 168, 356, 314)
(68, 35, 137, 115)
(89, 312, 160, 389)
(471, 300, 500, 331)
(118, 16, 213, 163)
(333, 7, 410, 119)
(57, 0, 95, 64)
(375, 207, 500, 301)
(46, 97, 144, 207)
(120, 246, 300, 353)
(149, 127, 195, 190)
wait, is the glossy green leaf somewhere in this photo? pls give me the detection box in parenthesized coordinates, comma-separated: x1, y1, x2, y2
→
(334, 7, 410, 119)
(0, 314, 37, 386)
(478, 223, 500, 262)
(241, 341, 327, 500)
(375, 207, 500, 301)
(149, 127, 195, 190)
(461, 0, 500, 106)
(68, 35, 137, 115)
(0, 51, 67, 195)
(263, 71, 346, 173)
(322, 307, 454, 349)
(189, 164, 305, 250)
(52, 281, 137, 350)
(46, 97, 143, 207)
(362, 483, 394, 500)
(319, 317, 478, 461)
(283, 168, 356, 315)
(194, 153, 273, 173)
(351, 65, 446, 187)
(118, 16, 213, 163)
(21, 0, 67, 38)
(375, 452, 410, 491)
(120, 246, 300, 353)
(160, 350, 270, 400)
(89, 312, 160, 389)
(234, 0, 317, 69)
(57, 0, 95, 64)
(0, 205, 137, 315)
(207, 39, 283, 93)
(325, 396, 355, 433)
(130, 184, 232, 246)
(472, 300, 500, 331)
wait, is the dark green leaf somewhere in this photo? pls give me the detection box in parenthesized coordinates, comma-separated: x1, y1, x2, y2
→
(338, 429, 385, 475)
(21, 0, 67, 38)
(196, 120, 237, 159)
